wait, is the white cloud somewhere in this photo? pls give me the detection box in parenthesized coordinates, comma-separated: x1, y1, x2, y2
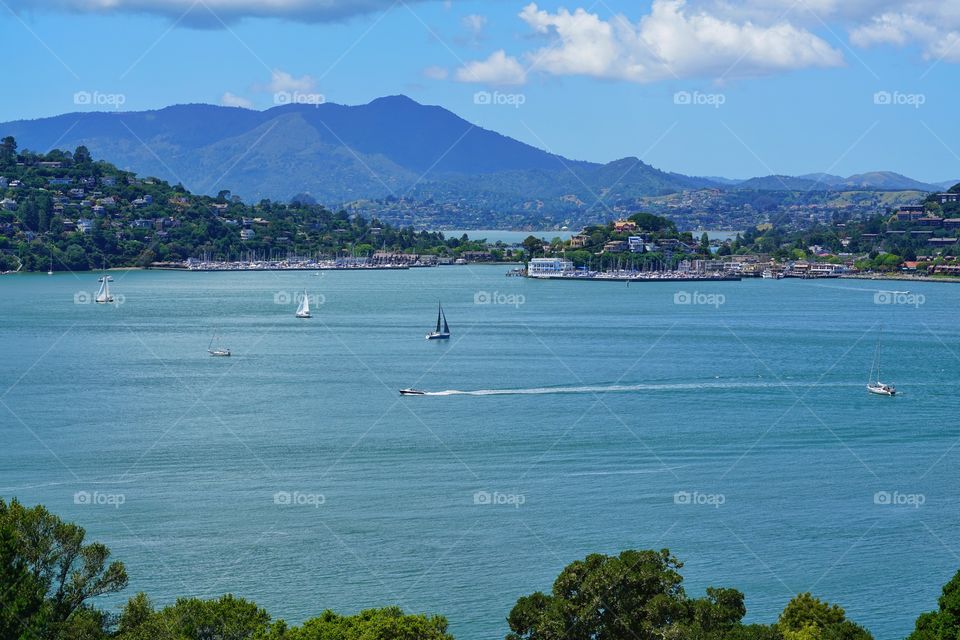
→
(422, 65, 450, 80)
(220, 91, 254, 108)
(462, 13, 487, 35)
(850, 3, 960, 62)
(484, 0, 845, 84)
(260, 69, 317, 93)
(454, 0, 844, 85)
(6, 0, 432, 25)
(455, 50, 527, 85)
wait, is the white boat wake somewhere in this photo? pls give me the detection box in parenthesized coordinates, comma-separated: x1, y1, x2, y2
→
(415, 381, 806, 397)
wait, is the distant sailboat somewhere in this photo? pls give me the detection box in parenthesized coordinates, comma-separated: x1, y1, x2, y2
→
(208, 329, 231, 357)
(47, 252, 53, 276)
(295, 289, 311, 318)
(95, 274, 114, 304)
(426, 302, 450, 340)
(867, 330, 896, 396)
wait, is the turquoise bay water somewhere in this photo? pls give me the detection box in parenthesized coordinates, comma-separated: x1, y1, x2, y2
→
(2, 267, 959, 639)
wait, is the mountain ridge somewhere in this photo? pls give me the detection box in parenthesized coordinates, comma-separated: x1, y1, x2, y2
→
(0, 96, 946, 212)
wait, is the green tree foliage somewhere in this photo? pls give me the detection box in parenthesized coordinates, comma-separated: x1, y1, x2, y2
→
(0, 498, 128, 639)
(0, 135, 16, 167)
(522, 235, 543, 259)
(0, 518, 47, 640)
(73, 146, 92, 165)
(287, 607, 454, 640)
(505, 549, 751, 640)
(628, 212, 676, 233)
(777, 593, 872, 640)
(116, 593, 275, 640)
(908, 569, 960, 640)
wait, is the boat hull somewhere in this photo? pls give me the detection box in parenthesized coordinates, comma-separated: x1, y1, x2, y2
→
(426, 333, 450, 340)
(399, 389, 426, 395)
(867, 384, 895, 396)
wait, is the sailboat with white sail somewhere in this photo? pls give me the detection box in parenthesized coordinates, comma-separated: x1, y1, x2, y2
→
(867, 330, 896, 396)
(95, 274, 114, 304)
(295, 289, 311, 318)
(426, 302, 450, 340)
(208, 329, 231, 357)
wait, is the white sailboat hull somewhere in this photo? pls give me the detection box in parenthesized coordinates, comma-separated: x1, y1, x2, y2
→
(425, 332, 450, 340)
(867, 383, 895, 396)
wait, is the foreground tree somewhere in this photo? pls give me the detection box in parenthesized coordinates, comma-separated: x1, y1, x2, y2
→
(116, 593, 276, 640)
(908, 569, 960, 640)
(0, 498, 128, 639)
(777, 593, 872, 640)
(0, 518, 47, 639)
(506, 549, 749, 640)
(287, 607, 454, 640)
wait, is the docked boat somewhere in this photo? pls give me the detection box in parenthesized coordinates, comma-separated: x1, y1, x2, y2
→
(95, 275, 114, 303)
(295, 289, 311, 318)
(426, 302, 450, 340)
(399, 388, 427, 395)
(867, 331, 895, 396)
(208, 330, 231, 357)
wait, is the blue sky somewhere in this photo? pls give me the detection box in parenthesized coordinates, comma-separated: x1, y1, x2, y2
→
(1, 0, 958, 181)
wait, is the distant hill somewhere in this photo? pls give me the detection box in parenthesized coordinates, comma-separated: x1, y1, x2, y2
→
(0, 96, 705, 209)
(841, 171, 939, 191)
(797, 173, 845, 186)
(0, 96, 943, 226)
(738, 171, 941, 192)
(736, 175, 825, 191)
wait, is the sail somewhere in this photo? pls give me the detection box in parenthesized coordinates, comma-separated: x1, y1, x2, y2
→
(297, 290, 310, 315)
(96, 278, 107, 302)
(435, 303, 442, 333)
(442, 307, 449, 334)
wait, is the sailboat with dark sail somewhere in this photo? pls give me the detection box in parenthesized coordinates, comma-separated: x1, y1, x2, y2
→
(426, 302, 450, 340)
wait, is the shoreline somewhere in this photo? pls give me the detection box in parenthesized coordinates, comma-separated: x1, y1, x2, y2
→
(526, 274, 742, 283)
(839, 274, 960, 284)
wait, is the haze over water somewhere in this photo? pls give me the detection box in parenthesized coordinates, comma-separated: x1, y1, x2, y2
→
(1, 266, 957, 639)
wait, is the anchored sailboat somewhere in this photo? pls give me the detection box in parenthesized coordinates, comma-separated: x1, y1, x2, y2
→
(208, 329, 231, 357)
(426, 302, 450, 340)
(867, 330, 896, 396)
(95, 274, 114, 304)
(295, 289, 311, 318)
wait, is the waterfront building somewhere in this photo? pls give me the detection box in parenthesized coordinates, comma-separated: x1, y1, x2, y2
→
(528, 257, 574, 276)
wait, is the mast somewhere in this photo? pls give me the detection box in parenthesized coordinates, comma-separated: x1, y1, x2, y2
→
(435, 303, 442, 333)
(876, 331, 882, 382)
